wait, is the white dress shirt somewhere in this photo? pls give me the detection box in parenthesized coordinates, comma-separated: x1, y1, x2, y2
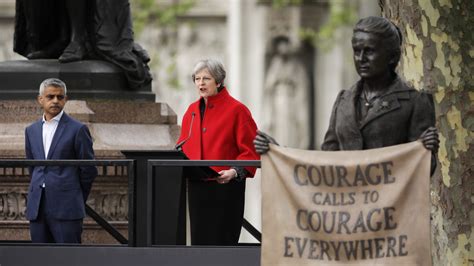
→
(42, 111, 64, 159)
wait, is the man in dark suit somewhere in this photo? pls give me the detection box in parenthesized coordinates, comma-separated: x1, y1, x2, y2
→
(25, 78, 97, 243)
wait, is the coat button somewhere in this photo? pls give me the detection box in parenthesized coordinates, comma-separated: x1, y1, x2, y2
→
(203, 128, 206, 132)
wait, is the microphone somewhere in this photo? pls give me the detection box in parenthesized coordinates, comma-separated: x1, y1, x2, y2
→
(175, 112, 195, 151)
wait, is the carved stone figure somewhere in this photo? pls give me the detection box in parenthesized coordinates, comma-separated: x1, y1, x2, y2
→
(262, 36, 310, 149)
(13, 0, 152, 89)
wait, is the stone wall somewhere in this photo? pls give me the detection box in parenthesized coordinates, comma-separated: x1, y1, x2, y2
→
(0, 164, 129, 244)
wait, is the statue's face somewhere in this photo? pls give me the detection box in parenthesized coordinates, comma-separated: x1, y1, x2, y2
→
(276, 40, 290, 56)
(352, 31, 393, 80)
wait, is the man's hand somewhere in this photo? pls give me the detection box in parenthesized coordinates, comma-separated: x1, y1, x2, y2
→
(253, 130, 279, 155)
(419, 127, 439, 154)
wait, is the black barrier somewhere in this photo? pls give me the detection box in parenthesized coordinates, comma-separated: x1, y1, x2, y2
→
(0, 159, 135, 245)
(0, 159, 263, 248)
(0, 245, 261, 266)
(147, 159, 262, 246)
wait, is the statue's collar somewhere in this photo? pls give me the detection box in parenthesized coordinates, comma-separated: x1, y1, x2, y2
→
(354, 75, 414, 99)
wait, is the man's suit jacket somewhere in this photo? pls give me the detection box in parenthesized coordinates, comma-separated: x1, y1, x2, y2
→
(25, 112, 97, 221)
(321, 76, 436, 151)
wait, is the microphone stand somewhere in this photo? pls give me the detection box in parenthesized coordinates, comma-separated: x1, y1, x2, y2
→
(175, 112, 195, 151)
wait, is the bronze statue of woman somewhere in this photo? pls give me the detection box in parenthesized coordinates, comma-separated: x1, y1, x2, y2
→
(255, 16, 439, 174)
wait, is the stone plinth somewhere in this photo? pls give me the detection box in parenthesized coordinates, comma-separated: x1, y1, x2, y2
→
(0, 99, 180, 244)
(0, 60, 154, 101)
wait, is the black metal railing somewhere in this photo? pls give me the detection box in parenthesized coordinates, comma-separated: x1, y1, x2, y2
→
(0, 159, 263, 247)
(147, 159, 262, 245)
(0, 159, 134, 245)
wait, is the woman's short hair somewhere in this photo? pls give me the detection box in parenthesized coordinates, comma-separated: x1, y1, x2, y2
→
(39, 78, 67, 95)
(353, 16, 402, 72)
(192, 59, 226, 90)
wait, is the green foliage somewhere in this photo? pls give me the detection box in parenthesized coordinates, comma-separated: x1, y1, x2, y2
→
(271, 0, 303, 8)
(131, 0, 195, 36)
(130, 0, 195, 90)
(299, 0, 358, 51)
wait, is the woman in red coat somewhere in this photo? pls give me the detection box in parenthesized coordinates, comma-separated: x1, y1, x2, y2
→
(176, 59, 259, 245)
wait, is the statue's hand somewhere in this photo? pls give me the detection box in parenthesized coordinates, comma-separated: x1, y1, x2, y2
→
(254, 130, 279, 155)
(419, 127, 439, 154)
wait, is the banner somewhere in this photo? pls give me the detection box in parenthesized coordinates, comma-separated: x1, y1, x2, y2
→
(261, 141, 431, 266)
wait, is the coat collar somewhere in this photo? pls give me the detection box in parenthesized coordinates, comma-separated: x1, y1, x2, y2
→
(201, 87, 230, 105)
(33, 120, 46, 159)
(351, 76, 415, 129)
(352, 76, 413, 100)
(336, 88, 363, 145)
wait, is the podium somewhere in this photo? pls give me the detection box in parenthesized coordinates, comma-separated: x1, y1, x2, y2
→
(122, 150, 217, 247)
(122, 150, 185, 246)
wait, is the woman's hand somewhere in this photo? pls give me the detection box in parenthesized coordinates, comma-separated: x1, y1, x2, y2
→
(253, 130, 279, 155)
(216, 169, 237, 184)
(419, 127, 439, 153)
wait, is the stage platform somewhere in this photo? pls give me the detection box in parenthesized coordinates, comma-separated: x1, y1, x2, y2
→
(0, 244, 261, 266)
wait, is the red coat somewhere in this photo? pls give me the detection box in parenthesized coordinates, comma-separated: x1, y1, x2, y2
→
(177, 88, 259, 176)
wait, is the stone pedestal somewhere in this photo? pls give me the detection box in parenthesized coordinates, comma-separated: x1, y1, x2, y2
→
(0, 99, 180, 244)
(0, 60, 154, 101)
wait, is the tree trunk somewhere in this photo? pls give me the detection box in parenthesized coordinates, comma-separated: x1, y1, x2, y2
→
(380, 0, 473, 265)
